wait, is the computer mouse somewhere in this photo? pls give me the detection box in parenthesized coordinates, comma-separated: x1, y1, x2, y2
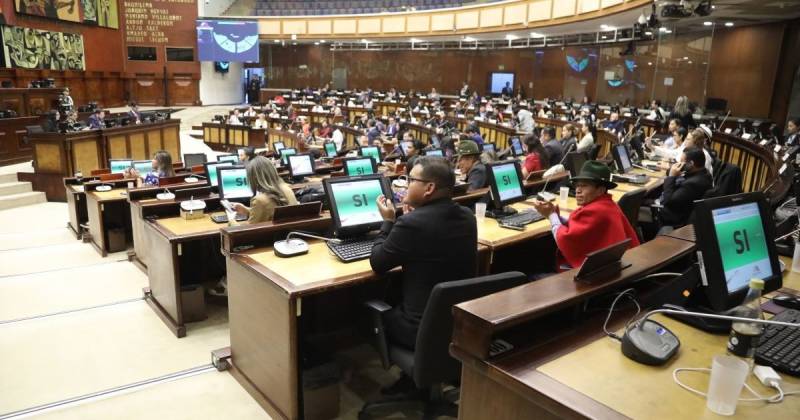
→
(773, 295, 800, 310)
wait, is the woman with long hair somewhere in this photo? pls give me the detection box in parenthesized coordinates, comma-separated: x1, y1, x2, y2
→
(130, 150, 175, 186)
(521, 134, 550, 178)
(669, 96, 696, 129)
(231, 156, 298, 224)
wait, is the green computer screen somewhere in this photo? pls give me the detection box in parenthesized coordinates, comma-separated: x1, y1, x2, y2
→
(361, 146, 380, 162)
(492, 163, 523, 202)
(219, 168, 252, 199)
(324, 142, 337, 157)
(280, 148, 297, 165)
(331, 179, 384, 227)
(345, 158, 375, 176)
(207, 162, 233, 187)
(132, 161, 152, 174)
(110, 160, 132, 174)
(217, 154, 240, 164)
(712, 202, 772, 293)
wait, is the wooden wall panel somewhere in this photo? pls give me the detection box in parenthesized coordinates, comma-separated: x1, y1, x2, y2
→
(130, 133, 147, 160)
(707, 24, 785, 119)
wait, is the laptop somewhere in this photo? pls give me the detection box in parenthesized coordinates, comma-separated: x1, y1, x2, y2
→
(323, 174, 392, 262)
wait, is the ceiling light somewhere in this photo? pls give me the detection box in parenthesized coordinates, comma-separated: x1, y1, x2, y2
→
(274, 39, 280, 43)
(361, 39, 369, 43)
(645, 31, 653, 36)
(314, 42, 319, 45)
(463, 36, 476, 42)
(703, 21, 713, 26)
(688, 61, 692, 64)
(410, 38, 422, 43)
(648, 62, 653, 66)
(683, 56, 689, 60)
(505, 34, 518, 41)
(725, 22, 734, 27)
(659, 27, 668, 32)
(601, 25, 616, 31)
(637, 14, 647, 25)
(319, 40, 326, 43)
(530, 32, 544, 38)
(291, 34, 297, 40)
(665, 29, 673, 34)
(601, 36, 608, 39)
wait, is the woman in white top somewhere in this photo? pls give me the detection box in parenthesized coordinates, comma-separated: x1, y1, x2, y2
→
(252, 113, 268, 129)
(228, 109, 242, 125)
(576, 121, 594, 152)
(652, 126, 687, 161)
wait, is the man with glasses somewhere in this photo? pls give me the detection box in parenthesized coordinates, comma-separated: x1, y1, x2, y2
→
(371, 156, 477, 351)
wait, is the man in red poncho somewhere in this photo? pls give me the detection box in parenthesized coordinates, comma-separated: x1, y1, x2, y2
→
(533, 160, 640, 270)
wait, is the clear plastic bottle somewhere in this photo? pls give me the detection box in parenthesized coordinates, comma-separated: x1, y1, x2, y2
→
(726, 278, 765, 368)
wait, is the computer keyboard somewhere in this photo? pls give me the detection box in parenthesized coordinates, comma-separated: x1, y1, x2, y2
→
(327, 237, 376, 262)
(498, 209, 545, 227)
(210, 214, 248, 224)
(755, 309, 800, 377)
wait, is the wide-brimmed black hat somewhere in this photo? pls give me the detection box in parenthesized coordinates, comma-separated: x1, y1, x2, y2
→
(569, 160, 617, 189)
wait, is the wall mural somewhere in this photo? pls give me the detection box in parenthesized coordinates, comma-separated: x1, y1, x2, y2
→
(15, 0, 82, 23)
(1, 25, 86, 70)
(567, 55, 589, 73)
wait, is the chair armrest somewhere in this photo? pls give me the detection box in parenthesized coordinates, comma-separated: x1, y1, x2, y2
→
(365, 299, 393, 369)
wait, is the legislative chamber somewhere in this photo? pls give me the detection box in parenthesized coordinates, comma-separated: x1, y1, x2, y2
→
(1, 1, 800, 419)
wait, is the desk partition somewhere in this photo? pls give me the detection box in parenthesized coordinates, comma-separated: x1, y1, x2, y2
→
(202, 122, 267, 152)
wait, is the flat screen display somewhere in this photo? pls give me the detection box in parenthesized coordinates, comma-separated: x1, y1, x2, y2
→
(110, 160, 132, 174)
(425, 149, 444, 157)
(218, 167, 253, 199)
(510, 137, 524, 156)
(489, 72, 515, 94)
(344, 158, 375, 176)
(197, 20, 259, 62)
(280, 148, 297, 165)
(132, 160, 152, 174)
(615, 144, 632, 172)
(483, 143, 496, 153)
(205, 162, 234, 187)
(491, 163, 524, 203)
(324, 142, 337, 157)
(712, 202, 773, 293)
(288, 154, 314, 177)
(274, 141, 285, 153)
(360, 146, 380, 162)
(330, 179, 385, 228)
(217, 154, 240, 164)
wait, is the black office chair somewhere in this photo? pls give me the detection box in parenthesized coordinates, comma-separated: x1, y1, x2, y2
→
(361, 271, 529, 420)
(588, 143, 601, 160)
(705, 162, 743, 199)
(617, 187, 647, 242)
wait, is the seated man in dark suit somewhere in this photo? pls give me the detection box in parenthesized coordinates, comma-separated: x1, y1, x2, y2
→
(128, 102, 141, 124)
(371, 156, 478, 351)
(659, 147, 713, 231)
(455, 140, 486, 191)
(541, 126, 563, 168)
(87, 109, 105, 130)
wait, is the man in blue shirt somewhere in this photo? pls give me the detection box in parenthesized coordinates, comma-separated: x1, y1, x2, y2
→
(87, 110, 105, 130)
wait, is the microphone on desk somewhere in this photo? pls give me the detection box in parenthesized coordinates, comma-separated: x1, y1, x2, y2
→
(537, 143, 576, 201)
(273, 231, 342, 258)
(621, 307, 800, 366)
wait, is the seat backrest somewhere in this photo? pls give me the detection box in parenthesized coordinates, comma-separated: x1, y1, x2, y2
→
(616, 187, 646, 230)
(99, 173, 124, 182)
(589, 143, 601, 160)
(412, 271, 529, 387)
(704, 162, 743, 198)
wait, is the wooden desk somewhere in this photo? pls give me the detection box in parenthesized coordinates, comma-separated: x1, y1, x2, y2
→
(63, 176, 101, 239)
(219, 224, 492, 420)
(84, 186, 132, 256)
(450, 230, 798, 419)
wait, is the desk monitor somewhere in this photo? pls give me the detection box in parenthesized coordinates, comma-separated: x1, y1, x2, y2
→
(486, 160, 526, 212)
(565, 151, 588, 178)
(203, 161, 234, 187)
(431, 136, 441, 148)
(612, 144, 633, 174)
(273, 141, 286, 154)
(482, 142, 496, 154)
(109, 159, 133, 174)
(343, 157, 377, 177)
(509, 137, 524, 157)
(279, 147, 297, 166)
(323, 174, 391, 237)
(183, 153, 207, 168)
(424, 148, 444, 157)
(132, 160, 152, 175)
(399, 141, 413, 157)
(217, 154, 240, 164)
(693, 192, 782, 311)
(360, 145, 381, 163)
(324, 142, 337, 158)
(216, 166, 253, 203)
(287, 153, 315, 179)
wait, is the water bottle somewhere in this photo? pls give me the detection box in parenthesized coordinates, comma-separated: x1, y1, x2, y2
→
(726, 278, 765, 368)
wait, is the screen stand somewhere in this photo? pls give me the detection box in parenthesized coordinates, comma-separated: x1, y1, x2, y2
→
(486, 205, 517, 219)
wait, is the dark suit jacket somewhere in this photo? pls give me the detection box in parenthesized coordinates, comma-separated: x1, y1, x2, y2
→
(88, 115, 103, 130)
(660, 169, 713, 227)
(370, 198, 478, 324)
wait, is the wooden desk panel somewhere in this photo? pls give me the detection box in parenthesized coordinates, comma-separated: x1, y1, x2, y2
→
(89, 188, 129, 202)
(537, 313, 800, 419)
(156, 214, 226, 237)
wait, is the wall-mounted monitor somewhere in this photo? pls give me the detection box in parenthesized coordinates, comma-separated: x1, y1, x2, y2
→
(196, 20, 259, 62)
(489, 72, 515, 94)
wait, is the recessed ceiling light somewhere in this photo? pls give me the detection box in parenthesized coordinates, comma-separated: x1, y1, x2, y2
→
(601, 36, 608, 39)
(361, 39, 369, 43)
(703, 21, 713, 26)
(274, 39, 280, 43)
(291, 34, 297, 40)
(530, 32, 544, 38)
(725, 22, 734, 27)
(463, 36, 476, 42)
(505, 34, 518, 40)
(320, 40, 326, 43)
(659, 27, 668, 32)
(688, 61, 692, 64)
(647, 62, 653, 66)
(683, 56, 689, 60)
(410, 38, 422, 43)
(645, 31, 653, 36)
(314, 42, 319, 45)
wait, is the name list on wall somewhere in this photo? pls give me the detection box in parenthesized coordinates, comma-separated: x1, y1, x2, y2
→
(123, 0, 195, 44)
